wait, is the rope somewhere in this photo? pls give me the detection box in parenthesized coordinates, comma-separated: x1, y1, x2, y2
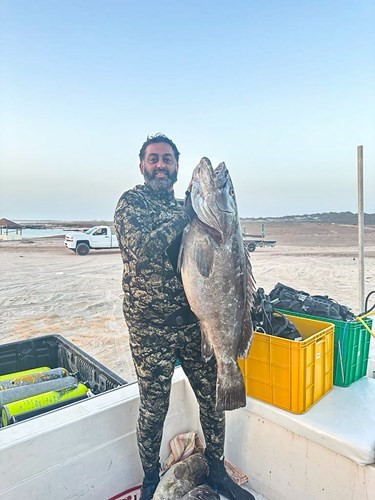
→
(355, 291, 375, 339)
(355, 311, 375, 340)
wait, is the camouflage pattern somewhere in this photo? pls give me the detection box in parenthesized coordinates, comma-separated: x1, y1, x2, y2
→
(114, 184, 225, 472)
(114, 184, 191, 327)
(129, 321, 225, 471)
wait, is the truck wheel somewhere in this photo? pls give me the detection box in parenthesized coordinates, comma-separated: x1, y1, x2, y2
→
(247, 242, 256, 252)
(76, 243, 90, 256)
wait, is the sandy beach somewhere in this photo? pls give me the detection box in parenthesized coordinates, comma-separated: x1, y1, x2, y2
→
(1, 221, 374, 383)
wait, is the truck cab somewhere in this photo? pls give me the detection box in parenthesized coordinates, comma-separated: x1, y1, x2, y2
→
(64, 225, 119, 255)
(87, 226, 112, 248)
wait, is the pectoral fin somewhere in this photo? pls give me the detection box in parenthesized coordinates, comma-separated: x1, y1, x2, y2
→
(177, 226, 189, 273)
(237, 308, 254, 359)
(194, 235, 214, 278)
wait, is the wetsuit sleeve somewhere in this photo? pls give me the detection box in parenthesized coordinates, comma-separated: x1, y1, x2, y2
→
(114, 190, 190, 266)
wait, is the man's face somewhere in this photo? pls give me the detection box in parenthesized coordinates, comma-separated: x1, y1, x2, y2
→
(140, 142, 179, 192)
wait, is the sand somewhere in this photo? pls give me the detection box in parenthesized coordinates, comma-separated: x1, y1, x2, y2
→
(1, 222, 374, 383)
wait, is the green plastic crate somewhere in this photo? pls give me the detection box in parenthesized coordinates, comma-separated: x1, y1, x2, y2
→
(276, 309, 372, 387)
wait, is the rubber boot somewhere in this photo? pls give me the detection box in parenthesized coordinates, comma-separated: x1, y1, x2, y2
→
(206, 456, 255, 500)
(139, 466, 160, 500)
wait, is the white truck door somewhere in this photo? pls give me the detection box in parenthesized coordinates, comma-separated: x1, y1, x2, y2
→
(91, 227, 111, 248)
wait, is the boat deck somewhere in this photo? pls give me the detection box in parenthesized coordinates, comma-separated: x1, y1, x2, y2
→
(1, 368, 374, 499)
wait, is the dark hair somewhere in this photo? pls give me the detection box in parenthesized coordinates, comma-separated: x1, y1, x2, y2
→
(139, 133, 180, 162)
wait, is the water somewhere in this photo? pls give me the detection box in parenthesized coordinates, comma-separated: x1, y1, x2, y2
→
(21, 228, 66, 238)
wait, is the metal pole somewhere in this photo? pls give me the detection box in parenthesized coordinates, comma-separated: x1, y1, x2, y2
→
(357, 145, 365, 312)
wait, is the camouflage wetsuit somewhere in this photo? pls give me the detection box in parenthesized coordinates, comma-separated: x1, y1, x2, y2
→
(114, 184, 225, 473)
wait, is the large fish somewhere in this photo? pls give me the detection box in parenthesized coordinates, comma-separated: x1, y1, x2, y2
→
(153, 453, 209, 500)
(178, 157, 255, 411)
(180, 484, 220, 499)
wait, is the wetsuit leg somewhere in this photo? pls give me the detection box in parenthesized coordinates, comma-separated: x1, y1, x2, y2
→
(177, 323, 225, 460)
(129, 323, 178, 472)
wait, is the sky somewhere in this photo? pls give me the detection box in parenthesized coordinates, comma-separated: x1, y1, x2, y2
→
(1, 0, 374, 221)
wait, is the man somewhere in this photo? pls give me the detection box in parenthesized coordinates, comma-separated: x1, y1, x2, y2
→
(114, 134, 254, 500)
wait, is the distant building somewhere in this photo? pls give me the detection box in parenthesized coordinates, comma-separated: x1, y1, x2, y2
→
(0, 218, 23, 240)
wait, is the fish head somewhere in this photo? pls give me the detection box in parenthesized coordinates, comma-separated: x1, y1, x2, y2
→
(189, 157, 238, 242)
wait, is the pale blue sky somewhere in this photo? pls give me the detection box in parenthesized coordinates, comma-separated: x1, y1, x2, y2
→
(1, 0, 374, 220)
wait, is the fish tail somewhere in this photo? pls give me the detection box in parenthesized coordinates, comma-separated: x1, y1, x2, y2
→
(215, 362, 246, 412)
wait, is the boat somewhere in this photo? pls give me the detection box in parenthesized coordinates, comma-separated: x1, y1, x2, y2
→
(1, 361, 374, 499)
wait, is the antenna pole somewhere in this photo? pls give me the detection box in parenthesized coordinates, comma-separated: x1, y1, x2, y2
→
(357, 145, 365, 312)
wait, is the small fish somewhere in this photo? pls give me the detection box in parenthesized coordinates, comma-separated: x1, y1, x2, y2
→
(180, 484, 220, 499)
(179, 157, 255, 411)
(153, 453, 209, 500)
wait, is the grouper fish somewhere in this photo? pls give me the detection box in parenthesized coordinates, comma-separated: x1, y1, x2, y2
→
(180, 484, 220, 499)
(153, 453, 209, 500)
(178, 157, 255, 411)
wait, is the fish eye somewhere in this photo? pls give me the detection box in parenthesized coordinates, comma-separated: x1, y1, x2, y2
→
(229, 188, 235, 196)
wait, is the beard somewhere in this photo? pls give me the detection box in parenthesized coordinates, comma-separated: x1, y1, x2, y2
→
(144, 168, 178, 192)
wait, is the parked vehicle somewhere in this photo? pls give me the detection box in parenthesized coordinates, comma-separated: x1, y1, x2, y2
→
(64, 225, 119, 255)
(242, 224, 276, 252)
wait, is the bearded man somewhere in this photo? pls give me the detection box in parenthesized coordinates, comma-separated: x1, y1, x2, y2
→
(114, 134, 254, 500)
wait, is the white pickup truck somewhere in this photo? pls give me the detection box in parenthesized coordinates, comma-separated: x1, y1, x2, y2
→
(64, 225, 119, 255)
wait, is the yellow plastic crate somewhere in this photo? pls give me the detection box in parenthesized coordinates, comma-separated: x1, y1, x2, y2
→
(239, 315, 334, 413)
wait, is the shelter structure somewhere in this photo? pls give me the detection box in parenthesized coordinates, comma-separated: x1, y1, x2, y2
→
(0, 218, 23, 240)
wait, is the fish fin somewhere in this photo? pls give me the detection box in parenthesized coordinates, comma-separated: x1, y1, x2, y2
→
(237, 309, 254, 359)
(215, 361, 246, 412)
(194, 235, 214, 277)
(177, 226, 189, 273)
(238, 245, 256, 358)
(200, 324, 214, 361)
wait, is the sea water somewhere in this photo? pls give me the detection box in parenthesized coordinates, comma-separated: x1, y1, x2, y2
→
(21, 228, 66, 238)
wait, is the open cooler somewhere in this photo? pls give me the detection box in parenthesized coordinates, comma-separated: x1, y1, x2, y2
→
(0, 335, 127, 426)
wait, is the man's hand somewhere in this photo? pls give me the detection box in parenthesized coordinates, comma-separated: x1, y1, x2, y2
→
(184, 190, 196, 221)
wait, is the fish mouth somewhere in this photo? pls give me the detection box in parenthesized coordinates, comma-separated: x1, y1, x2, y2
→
(188, 157, 238, 244)
(193, 158, 235, 214)
(193, 157, 213, 180)
(193, 158, 227, 188)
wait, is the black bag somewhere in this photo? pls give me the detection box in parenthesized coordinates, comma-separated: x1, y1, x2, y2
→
(269, 282, 354, 321)
(251, 288, 302, 341)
